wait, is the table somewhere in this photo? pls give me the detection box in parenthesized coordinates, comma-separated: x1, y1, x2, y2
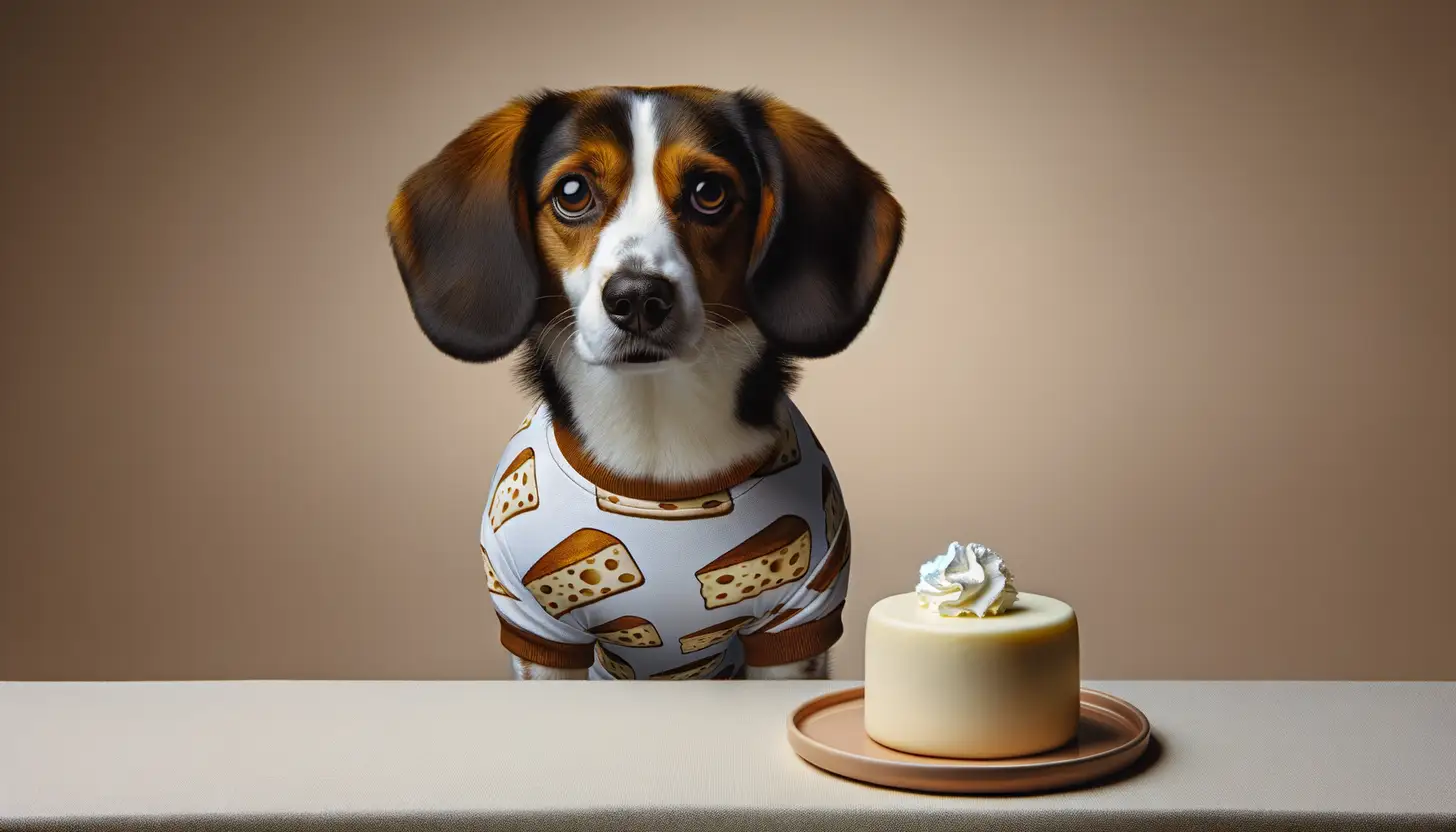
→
(2, 680, 1453, 830)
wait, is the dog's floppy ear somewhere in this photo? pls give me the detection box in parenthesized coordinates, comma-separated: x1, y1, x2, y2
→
(387, 93, 570, 362)
(735, 91, 905, 358)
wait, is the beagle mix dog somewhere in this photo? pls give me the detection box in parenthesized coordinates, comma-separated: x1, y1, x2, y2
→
(388, 86, 903, 681)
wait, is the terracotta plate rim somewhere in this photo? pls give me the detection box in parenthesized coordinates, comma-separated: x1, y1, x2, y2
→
(786, 686, 1151, 791)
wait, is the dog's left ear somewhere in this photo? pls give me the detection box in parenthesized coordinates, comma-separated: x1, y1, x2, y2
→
(735, 91, 905, 358)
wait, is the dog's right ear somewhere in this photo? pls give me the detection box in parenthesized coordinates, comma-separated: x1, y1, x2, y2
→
(387, 93, 570, 362)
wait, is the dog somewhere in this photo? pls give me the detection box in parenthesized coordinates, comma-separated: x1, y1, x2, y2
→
(387, 86, 903, 681)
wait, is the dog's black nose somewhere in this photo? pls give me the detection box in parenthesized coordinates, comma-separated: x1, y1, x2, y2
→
(602, 272, 675, 335)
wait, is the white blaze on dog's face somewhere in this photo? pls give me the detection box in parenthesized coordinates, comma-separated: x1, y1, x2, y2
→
(562, 99, 699, 366)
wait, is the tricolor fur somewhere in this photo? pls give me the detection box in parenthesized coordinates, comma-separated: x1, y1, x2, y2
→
(388, 86, 903, 680)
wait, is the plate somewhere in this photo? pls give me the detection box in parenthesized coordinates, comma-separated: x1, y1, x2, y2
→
(787, 686, 1150, 794)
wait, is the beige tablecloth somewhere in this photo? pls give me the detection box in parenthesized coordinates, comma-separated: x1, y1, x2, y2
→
(2, 680, 1453, 831)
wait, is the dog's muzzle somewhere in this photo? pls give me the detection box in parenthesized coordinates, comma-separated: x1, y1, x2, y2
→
(600, 270, 679, 363)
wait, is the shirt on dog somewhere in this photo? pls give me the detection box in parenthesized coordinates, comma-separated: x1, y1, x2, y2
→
(479, 400, 851, 681)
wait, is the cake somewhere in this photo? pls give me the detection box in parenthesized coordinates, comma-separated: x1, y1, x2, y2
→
(863, 542, 1080, 759)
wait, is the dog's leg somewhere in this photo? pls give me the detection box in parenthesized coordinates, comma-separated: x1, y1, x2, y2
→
(745, 651, 830, 681)
(511, 656, 589, 681)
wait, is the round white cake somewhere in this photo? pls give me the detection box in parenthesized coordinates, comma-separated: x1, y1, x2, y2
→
(862, 546, 1080, 759)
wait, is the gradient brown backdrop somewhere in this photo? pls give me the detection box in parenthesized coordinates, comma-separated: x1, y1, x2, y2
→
(2, 0, 1453, 682)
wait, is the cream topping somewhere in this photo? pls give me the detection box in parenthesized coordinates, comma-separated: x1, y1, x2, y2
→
(916, 542, 1018, 617)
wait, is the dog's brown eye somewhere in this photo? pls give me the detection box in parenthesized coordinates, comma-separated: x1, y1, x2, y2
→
(688, 174, 730, 217)
(552, 175, 594, 221)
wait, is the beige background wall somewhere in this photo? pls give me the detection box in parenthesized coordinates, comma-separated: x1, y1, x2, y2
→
(2, 0, 1453, 682)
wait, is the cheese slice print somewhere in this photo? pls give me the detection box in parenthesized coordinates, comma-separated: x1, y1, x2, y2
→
(595, 486, 733, 521)
(822, 466, 845, 543)
(479, 542, 518, 600)
(679, 615, 754, 653)
(588, 616, 662, 648)
(694, 516, 811, 610)
(524, 529, 644, 617)
(597, 643, 636, 679)
(489, 448, 539, 531)
(649, 654, 722, 680)
(753, 416, 801, 477)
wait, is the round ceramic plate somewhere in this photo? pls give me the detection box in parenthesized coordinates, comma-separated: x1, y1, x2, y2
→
(787, 687, 1150, 795)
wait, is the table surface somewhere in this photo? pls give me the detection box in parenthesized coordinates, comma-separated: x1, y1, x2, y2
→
(2, 680, 1453, 831)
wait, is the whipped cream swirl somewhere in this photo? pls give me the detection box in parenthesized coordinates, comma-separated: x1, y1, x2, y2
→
(916, 542, 1018, 617)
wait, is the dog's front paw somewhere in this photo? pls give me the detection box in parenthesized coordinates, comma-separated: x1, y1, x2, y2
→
(744, 653, 829, 681)
(511, 655, 590, 680)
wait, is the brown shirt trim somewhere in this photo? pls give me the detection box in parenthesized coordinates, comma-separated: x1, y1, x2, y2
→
(497, 613, 595, 669)
(741, 601, 846, 667)
(551, 418, 774, 502)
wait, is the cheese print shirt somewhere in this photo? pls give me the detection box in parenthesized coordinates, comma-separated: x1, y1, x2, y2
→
(479, 400, 851, 681)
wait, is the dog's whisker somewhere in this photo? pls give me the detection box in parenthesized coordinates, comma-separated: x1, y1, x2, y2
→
(542, 308, 575, 327)
(535, 313, 578, 358)
(703, 313, 760, 357)
(702, 310, 738, 331)
(535, 311, 576, 342)
(698, 332, 730, 368)
(534, 317, 572, 340)
(542, 333, 574, 364)
(683, 338, 710, 365)
(542, 323, 578, 360)
(536, 330, 571, 359)
(701, 336, 749, 365)
(703, 302, 750, 319)
(698, 334, 744, 369)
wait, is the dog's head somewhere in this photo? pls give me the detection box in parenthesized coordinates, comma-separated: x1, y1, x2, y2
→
(393, 86, 902, 370)
(387, 86, 903, 370)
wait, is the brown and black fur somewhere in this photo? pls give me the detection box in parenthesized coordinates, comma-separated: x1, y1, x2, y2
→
(387, 86, 904, 441)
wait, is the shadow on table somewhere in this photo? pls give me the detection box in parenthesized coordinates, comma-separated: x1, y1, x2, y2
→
(1067, 730, 1164, 792)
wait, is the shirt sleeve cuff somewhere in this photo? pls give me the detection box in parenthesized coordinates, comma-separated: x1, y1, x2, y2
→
(496, 613, 596, 669)
(741, 601, 845, 667)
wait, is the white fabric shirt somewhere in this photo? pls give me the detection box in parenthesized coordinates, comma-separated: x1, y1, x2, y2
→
(479, 400, 851, 681)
